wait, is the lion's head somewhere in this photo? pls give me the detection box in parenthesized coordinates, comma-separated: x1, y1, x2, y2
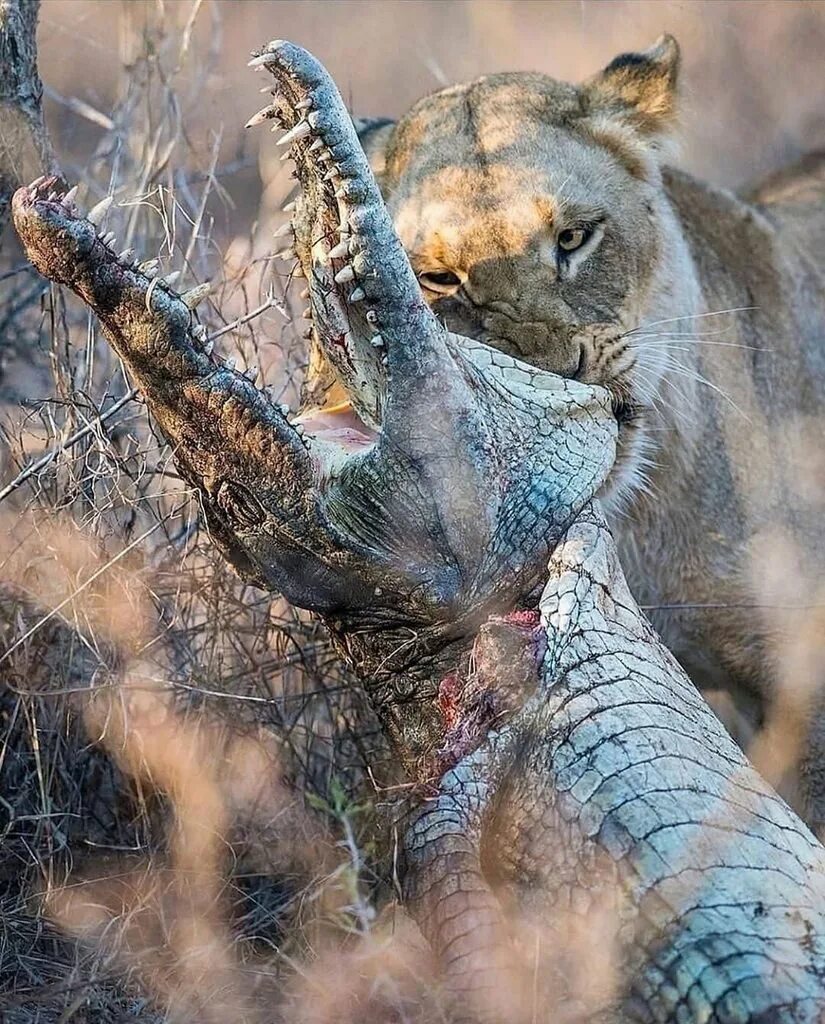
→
(303, 36, 695, 505)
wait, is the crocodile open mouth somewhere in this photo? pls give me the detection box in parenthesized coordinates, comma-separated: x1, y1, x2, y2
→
(13, 40, 447, 482)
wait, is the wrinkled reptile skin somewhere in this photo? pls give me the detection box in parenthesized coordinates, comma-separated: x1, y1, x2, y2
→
(12, 40, 825, 1024)
(406, 503, 825, 1021)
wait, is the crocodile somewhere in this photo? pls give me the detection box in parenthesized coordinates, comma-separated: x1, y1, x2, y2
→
(12, 40, 825, 1024)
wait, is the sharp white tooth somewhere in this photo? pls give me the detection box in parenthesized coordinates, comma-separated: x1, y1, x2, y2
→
(293, 265, 305, 278)
(381, 355, 388, 366)
(162, 270, 181, 286)
(204, 339, 214, 355)
(244, 365, 258, 381)
(282, 200, 296, 213)
(138, 258, 159, 274)
(302, 307, 312, 319)
(349, 287, 365, 302)
(307, 112, 321, 129)
(335, 186, 348, 199)
(327, 238, 349, 260)
(47, 191, 58, 202)
(101, 231, 116, 246)
(245, 104, 279, 128)
(224, 356, 236, 370)
(62, 185, 79, 206)
(247, 51, 276, 68)
(118, 248, 135, 262)
(300, 288, 310, 300)
(279, 403, 290, 416)
(371, 335, 384, 348)
(273, 223, 293, 239)
(277, 121, 311, 146)
(30, 175, 47, 188)
(274, 248, 296, 260)
(308, 138, 324, 154)
(323, 169, 340, 183)
(193, 324, 206, 340)
(87, 195, 114, 227)
(334, 265, 355, 284)
(295, 98, 313, 111)
(181, 283, 211, 309)
(145, 277, 160, 312)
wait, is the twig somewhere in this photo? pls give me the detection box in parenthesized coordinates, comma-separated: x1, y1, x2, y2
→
(0, 387, 139, 505)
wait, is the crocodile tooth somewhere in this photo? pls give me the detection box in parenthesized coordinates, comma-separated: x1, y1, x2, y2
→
(295, 98, 313, 111)
(381, 355, 388, 366)
(334, 265, 355, 284)
(138, 258, 159, 274)
(118, 248, 135, 262)
(192, 324, 207, 340)
(282, 200, 296, 213)
(145, 277, 160, 312)
(349, 287, 365, 302)
(181, 283, 211, 309)
(273, 223, 293, 239)
(224, 356, 236, 370)
(294, 423, 305, 436)
(292, 264, 305, 278)
(302, 307, 312, 320)
(370, 335, 384, 348)
(323, 168, 340, 183)
(319, 149, 333, 163)
(274, 248, 296, 261)
(47, 191, 58, 202)
(247, 45, 284, 68)
(30, 174, 47, 188)
(87, 195, 113, 227)
(62, 185, 79, 207)
(334, 186, 348, 199)
(276, 121, 311, 145)
(204, 339, 214, 355)
(245, 104, 278, 128)
(162, 270, 181, 286)
(307, 112, 321, 129)
(279, 403, 290, 416)
(101, 231, 116, 246)
(308, 137, 324, 154)
(300, 288, 310, 300)
(328, 238, 350, 260)
(244, 365, 258, 381)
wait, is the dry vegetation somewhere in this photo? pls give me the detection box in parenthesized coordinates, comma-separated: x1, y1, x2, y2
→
(2, 1, 825, 1021)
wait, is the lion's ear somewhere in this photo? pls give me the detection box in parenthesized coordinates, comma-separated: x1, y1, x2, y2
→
(583, 35, 680, 140)
(353, 117, 396, 182)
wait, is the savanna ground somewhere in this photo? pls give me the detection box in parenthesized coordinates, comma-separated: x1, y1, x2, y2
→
(2, 2, 825, 1021)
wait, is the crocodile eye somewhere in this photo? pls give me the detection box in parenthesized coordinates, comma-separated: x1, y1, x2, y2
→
(558, 227, 590, 252)
(417, 269, 462, 295)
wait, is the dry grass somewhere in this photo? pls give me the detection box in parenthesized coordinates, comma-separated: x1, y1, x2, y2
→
(2, 2, 825, 1021)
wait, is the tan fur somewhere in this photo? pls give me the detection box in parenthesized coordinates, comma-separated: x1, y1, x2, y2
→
(304, 37, 825, 828)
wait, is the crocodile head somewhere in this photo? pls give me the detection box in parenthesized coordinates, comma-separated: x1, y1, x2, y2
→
(12, 42, 616, 768)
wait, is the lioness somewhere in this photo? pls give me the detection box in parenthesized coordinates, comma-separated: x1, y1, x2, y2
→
(300, 35, 825, 828)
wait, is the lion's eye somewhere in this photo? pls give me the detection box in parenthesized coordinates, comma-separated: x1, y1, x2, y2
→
(558, 227, 590, 253)
(418, 269, 462, 294)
